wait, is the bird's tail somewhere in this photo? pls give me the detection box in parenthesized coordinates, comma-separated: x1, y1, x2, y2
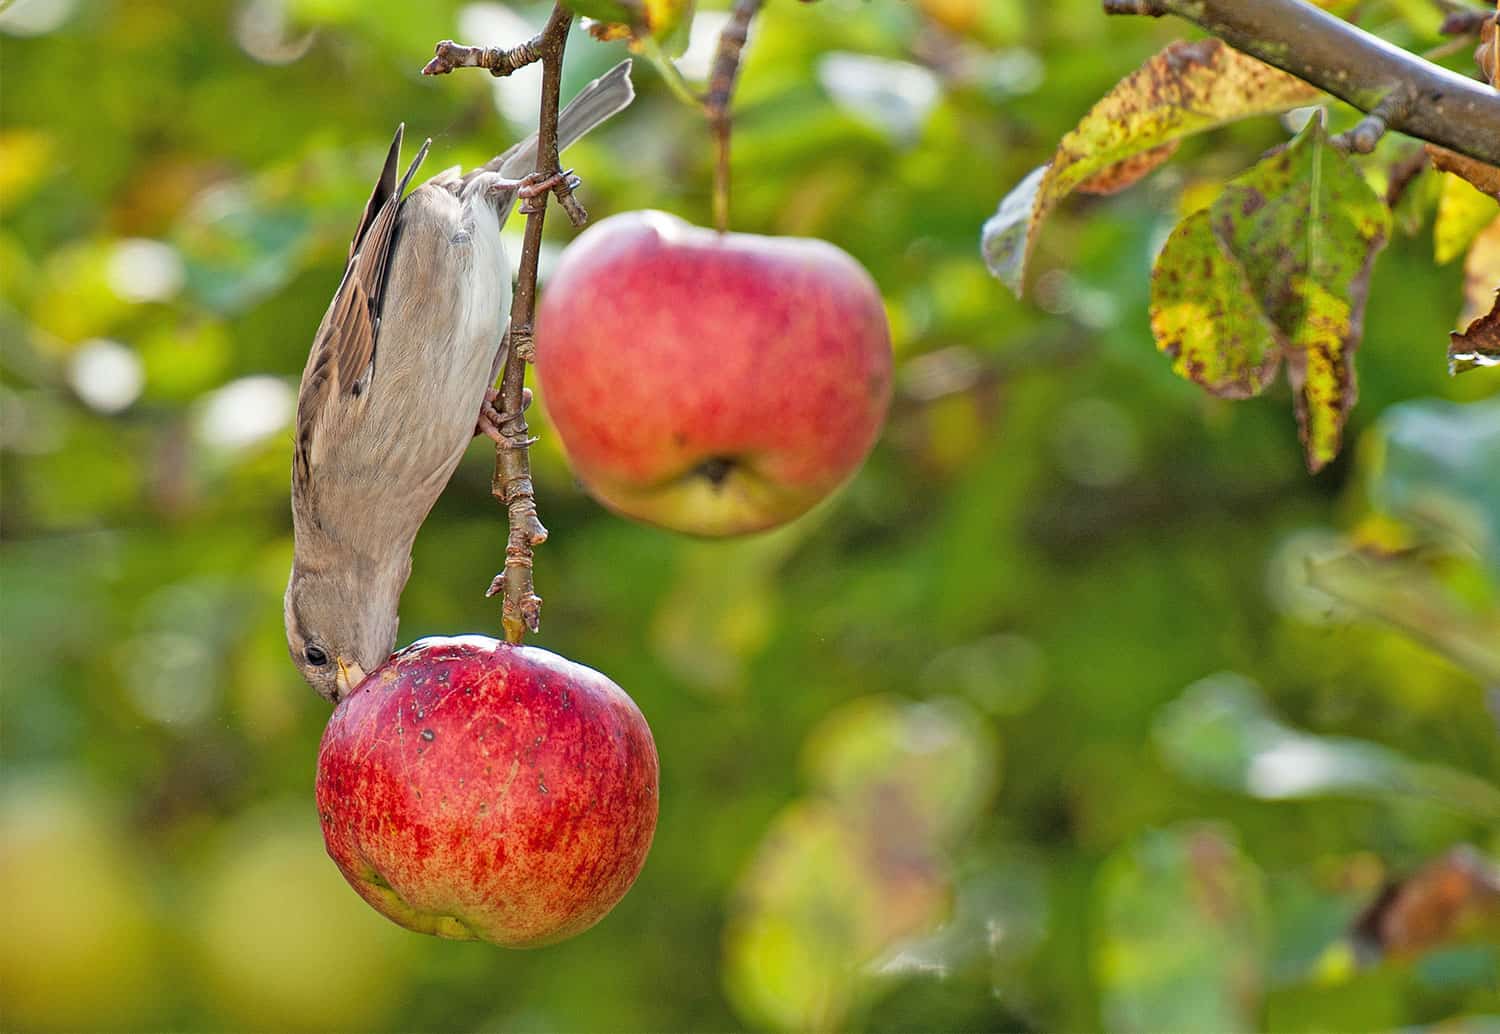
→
(488, 59, 635, 179)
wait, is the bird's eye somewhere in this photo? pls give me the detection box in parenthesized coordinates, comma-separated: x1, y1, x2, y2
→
(304, 645, 330, 667)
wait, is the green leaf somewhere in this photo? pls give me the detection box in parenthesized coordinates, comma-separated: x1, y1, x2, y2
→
(1306, 547, 1500, 688)
(802, 696, 998, 846)
(1095, 824, 1267, 1034)
(1372, 398, 1500, 574)
(722, 799, 948, 1032)
(651, 0, 695, 57)
(723, 695, 999, 1031)
(982, 39, 1320, 295)
(1213, 118, 1390, 470)
(563, 0, 642, 26)
(1150, 116, 1391, 472)
(1150, 207, 1284, 398)
(1156, 673, 1500, 819)
(1284, 274, 1360, 471)
(574, 0, 695, 51)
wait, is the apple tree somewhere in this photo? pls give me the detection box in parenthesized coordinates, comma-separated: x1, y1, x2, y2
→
(410, 0, 1500, 1026)
(416, 0, 1498, 649)
(1, 0, 1497, 1031)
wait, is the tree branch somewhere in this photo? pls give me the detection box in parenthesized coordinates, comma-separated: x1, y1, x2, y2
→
(424, 35, 545, 77)
(425, 6, 582, 643)
(1331, 88, 1409, 154)
(1438, 7, 1495, 40)
(487, 5, 578, 643)
(1103, 0, 1500, 166)
(1382, 144, 1430, 207)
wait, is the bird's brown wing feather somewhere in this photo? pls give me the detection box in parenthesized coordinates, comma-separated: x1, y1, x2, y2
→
(348, 124, 406, 261)
(293, 127, 430, 494)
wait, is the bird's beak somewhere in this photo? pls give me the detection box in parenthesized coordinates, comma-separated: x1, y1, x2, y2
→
(335, 659, 368, 701)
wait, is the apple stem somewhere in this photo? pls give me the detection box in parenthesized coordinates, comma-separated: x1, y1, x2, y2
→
(428, 5, 583, 643)
(704, 0, 764, 233)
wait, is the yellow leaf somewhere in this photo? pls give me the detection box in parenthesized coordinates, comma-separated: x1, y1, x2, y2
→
(1459, 216, 1500, 328)
(983, 39, 1320, 295)
(1435, 172, 1500, 265)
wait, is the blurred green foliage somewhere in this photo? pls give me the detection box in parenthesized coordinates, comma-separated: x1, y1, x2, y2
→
(1, 0, 1497, 1031)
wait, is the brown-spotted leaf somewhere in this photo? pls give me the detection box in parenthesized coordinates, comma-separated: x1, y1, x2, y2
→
(1149, 207, 1284, 397)
(1426, 144, 1500, 201)
(982, 39, 1320, 296)
(587, 20, 634, 42)
(1450, 212, 1500, 376)
(1282, 277, 1362, 469)
(1078, 141, 1181, 196)
(574, 0, 693, 52)
(1479, 13, 1496, 85)
(1351, 846, 1500, 962)
(1451, 291, 1500, 373)
(1208, 118, 1390, 471)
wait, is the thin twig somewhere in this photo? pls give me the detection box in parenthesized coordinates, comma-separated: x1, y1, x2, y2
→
(427, 6, 580, 642)
(703, 0, 764, 232)
(485, 4, 579, 643)
(1438, 7, 1495, 38)
(1103, 0, 1500, 166)
(424, 36, 545, 77)
(1383, 145, 1430, 207)
(1332, 87, 1411, 153)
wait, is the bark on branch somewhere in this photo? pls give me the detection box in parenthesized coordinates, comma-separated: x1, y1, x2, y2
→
(489, 5, 577, 643)
(423, 36, 544, 77)
(425, 5, 581, 643)
(1103, 0, 1500, 166)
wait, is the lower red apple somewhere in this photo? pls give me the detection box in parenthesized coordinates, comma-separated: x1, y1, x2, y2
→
(534, 210, 893, 537)
(315, 636, 658, 948)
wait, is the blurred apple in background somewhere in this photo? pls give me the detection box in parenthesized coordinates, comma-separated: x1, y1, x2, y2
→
(192, 804, 414, 1032)
(0, 777, 161, 1032)
(535, 210, 893, 537)
(317, 637, 659, 948)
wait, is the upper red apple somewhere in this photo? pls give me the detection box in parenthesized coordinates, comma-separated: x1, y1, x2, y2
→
(315, 637, 658, 948)
(534, 210, 893, 536)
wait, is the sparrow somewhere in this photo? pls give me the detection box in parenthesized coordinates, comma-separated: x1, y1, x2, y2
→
(285, 60, 634, 703)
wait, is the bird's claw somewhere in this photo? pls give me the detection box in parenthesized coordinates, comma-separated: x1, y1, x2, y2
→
(517, 169, 580, 199)
(474, 386, 534, 444)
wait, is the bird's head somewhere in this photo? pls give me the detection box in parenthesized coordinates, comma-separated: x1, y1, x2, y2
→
(284, 560, 403, 704)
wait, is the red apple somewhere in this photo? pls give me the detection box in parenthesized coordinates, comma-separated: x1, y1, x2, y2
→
(534, 210, 893, 536)
(315, 637, 658, 948)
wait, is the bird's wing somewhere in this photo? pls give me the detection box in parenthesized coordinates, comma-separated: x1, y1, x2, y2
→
(499, 60, 634, 178)
(424, 164, 464, 190)
(294, 126, 430, 492)
(450, 59, 634, 229)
